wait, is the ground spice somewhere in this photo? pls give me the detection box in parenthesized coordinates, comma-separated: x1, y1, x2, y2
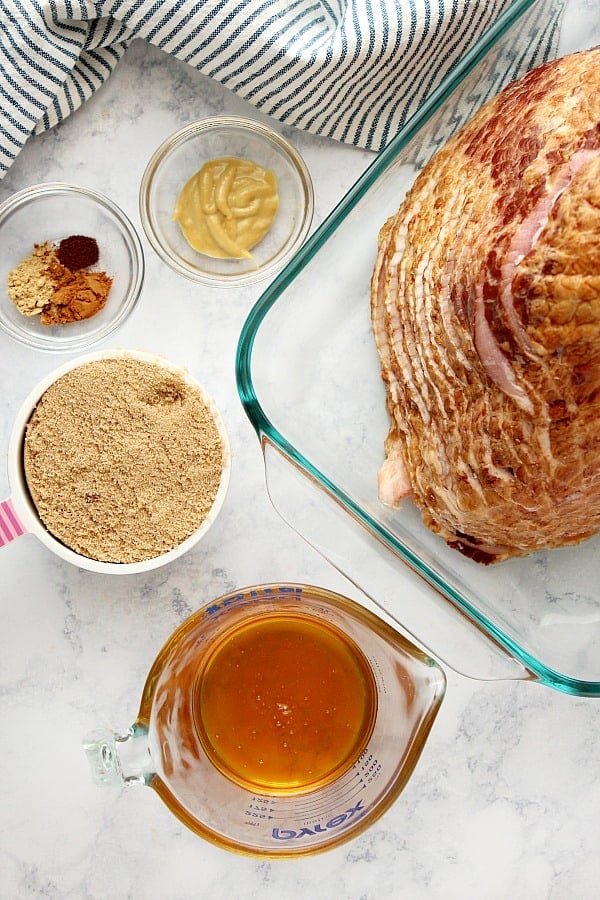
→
(7, 242, 59, 316)
(23, 357, 226, 564)
(7, 236, 112, 326)
(40, 268, 112, 325)
(57, 235, 99, 269)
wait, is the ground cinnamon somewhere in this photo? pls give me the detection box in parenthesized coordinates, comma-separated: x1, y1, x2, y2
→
(40, 268, 112, 325)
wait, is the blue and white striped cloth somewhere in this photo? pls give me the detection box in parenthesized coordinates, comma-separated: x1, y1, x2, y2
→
(1, 0, 565, 178)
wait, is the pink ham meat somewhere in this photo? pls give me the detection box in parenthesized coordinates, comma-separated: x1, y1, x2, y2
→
(371, 47, 600, 563)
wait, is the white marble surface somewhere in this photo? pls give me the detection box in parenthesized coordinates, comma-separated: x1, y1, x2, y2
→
(1, 32, 600, 900)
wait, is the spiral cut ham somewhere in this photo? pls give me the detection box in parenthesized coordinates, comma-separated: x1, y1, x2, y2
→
(371, 47, 600, 564)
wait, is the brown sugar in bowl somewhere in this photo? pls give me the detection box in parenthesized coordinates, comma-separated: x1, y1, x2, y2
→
(4, 349, 231, 573)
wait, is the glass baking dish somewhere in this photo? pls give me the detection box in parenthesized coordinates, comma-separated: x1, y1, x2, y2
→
(236, 0, 600, 696)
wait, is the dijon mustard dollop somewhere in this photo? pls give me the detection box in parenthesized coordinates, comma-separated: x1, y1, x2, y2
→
(173, 156, 279, 260)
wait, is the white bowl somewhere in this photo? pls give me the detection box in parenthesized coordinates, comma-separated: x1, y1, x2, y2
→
(1, 349, 231, 574)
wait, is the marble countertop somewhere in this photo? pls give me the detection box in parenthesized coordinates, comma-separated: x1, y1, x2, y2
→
(2, 27, 600, 900)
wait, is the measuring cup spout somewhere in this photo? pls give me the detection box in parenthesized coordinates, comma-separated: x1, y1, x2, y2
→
(0, 498, 27, 548)
(83, 726, 153, 787)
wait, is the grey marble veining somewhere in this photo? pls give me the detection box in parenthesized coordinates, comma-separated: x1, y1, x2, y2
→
(1, 26, 600, 900)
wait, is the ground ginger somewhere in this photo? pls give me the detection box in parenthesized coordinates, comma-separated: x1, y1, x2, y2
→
(7, 242, 58, 316)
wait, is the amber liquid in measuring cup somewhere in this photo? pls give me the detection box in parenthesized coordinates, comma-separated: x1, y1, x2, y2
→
(192, 613, 378, 794)
(87, 586, 445, 856)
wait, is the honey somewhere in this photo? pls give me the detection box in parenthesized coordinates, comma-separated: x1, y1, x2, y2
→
(193, 613, 377, 794)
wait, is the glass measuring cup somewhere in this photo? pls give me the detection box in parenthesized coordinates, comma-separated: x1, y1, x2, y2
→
(84, 583, 446, 857)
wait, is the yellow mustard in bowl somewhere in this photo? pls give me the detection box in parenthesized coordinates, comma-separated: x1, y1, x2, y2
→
(173, 156, 279, 259)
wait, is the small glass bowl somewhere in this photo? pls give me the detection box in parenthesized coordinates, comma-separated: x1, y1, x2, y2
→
(139, 116, 314, 287)
(0, 182, 144, 353)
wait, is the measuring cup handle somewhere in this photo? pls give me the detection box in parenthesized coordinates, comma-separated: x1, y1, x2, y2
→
(83, 726, 153, 787)
(0, 498, 28, 548)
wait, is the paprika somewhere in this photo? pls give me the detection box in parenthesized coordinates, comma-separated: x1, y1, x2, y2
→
(56, 234, 99, 270)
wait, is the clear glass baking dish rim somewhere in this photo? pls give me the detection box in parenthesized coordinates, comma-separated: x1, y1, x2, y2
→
(235, 0, 600, 697)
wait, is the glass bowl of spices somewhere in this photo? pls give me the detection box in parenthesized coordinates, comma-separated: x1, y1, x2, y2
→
(139, 116, 314, 287)
(0, 182, 144, 352)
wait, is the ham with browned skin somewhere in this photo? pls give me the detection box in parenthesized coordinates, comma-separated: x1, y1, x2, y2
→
(371, 47, 600, 563)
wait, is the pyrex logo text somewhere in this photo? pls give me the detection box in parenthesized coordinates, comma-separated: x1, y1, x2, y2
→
(272, 800, 366, 840)
(203, 586, 303, 618)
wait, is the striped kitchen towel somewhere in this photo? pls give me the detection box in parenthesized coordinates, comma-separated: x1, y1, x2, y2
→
(1, 0, 566, 179)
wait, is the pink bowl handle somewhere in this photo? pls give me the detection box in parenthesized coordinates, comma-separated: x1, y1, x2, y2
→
(0, 498, 27, 547)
